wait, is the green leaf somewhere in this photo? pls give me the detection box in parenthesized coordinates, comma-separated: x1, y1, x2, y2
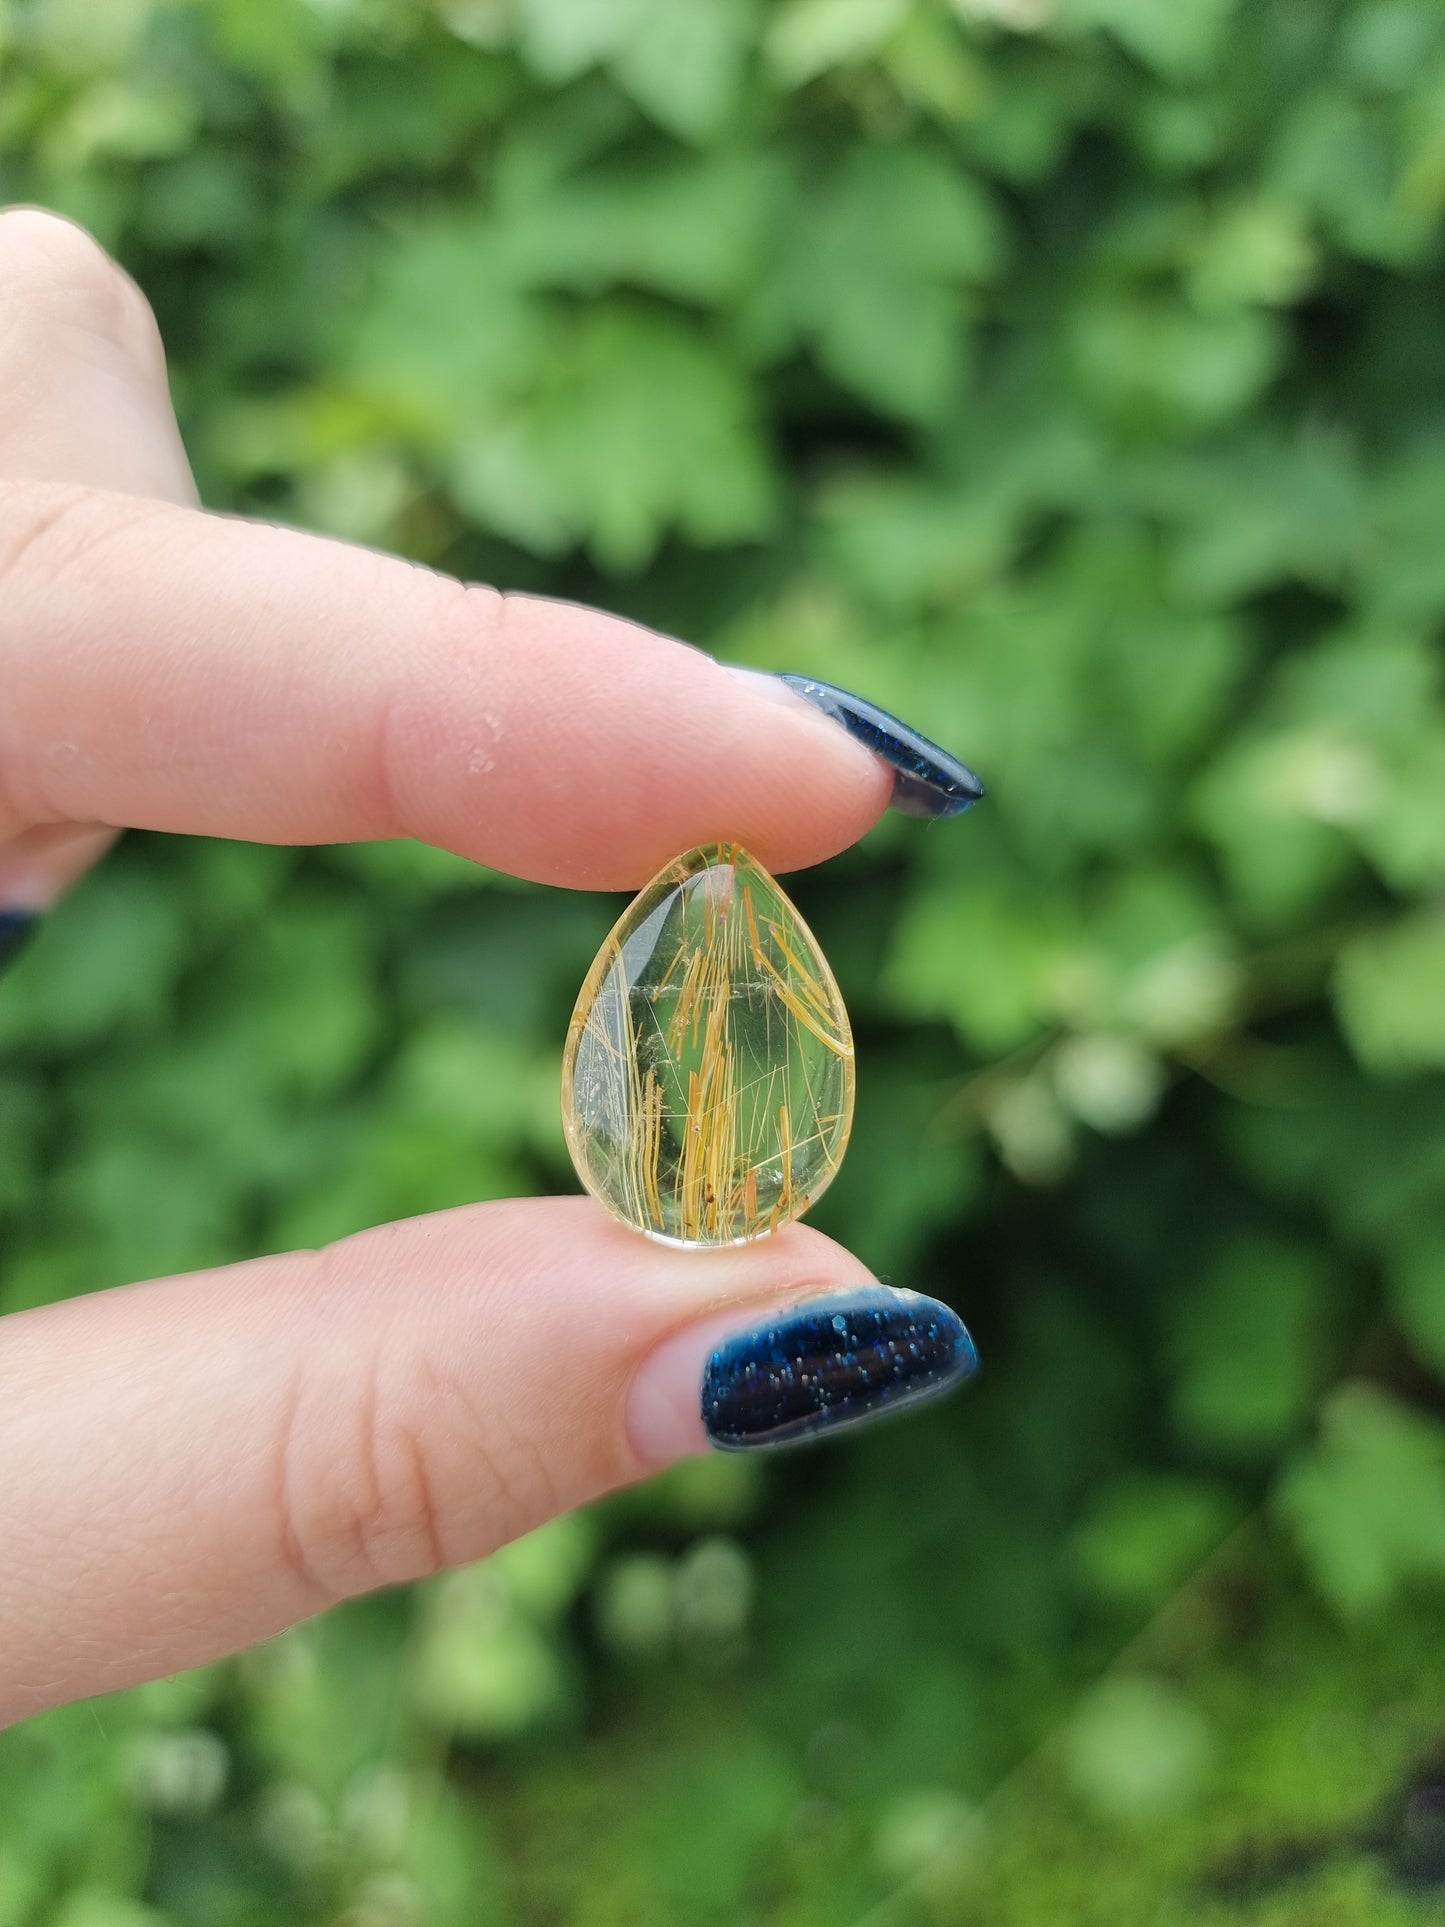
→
(885, 877, 1065, 1054)
(816, 273, 967, 421)
(449, 305, 777, 566)
(1271, 86, 1439, 266)
(1170, 1239, 1330, 1458)
(760, 144, 1007, 420)
(814, 470, 1021, 610)
(1071, 295, 1283, 432)
(398, 1784, 506, 1927)
(498, 153, 773, 305)
(1387, 1236, 1445, 1376)
(1192, 729, 1363, 932)
(344, 215, 548, 432)
(1072, 1475, 1242, 1609)
(1167, 435, 1367, 605)
(0, 866, 187, 1052)
(0, 1074, 45, 1218)
(49, 1896, 175, 1927)
(413, 1603, 573, 1739)
(636, 1739, 801, 1910)
(765, 0, 910, 87)
(872, 1787, 979, 1895)
(50, 80, 197, 167)
(612, 0, 757, 140)
(516, 0, 754, 137)
(51, 1134, 243, 1285)
(1336, 913, 1445, 1073)
(1087, 870, 1241, 1046)
(309, 46, 516, 190)
(1355, 733, 1445, 890)
(390, 1018, 559, 1156)
(1052, 1033, 1165, 1134)
(1277, 1386, 1445, 1616)
(488, 1515, 598, 1619)
(514, 0, 646, 79)
(882, 12, 990, 127)
(1342, 1, 1445, 92)
(1064, 0, 1241, 81)
(1185, 197, 1318, 310)
(1363, 441, 1445, 622)
(1065, 1676, 1212, 1821)
(826, 142, 1007, 284)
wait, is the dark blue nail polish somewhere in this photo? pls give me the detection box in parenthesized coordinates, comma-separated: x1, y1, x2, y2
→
(702, 1288, 978, 1451)
(0, 909, 36, 974)
(777, 674, 986, 819)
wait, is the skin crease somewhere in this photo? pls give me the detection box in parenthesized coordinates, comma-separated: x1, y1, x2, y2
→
(0, 208, 895, 1727)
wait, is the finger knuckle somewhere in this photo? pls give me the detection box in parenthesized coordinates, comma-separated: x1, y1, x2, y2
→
(272, 1312, 569, 1608)
(0, 208, 163, 368)
(273, 1351, 448, 1606)
(0, 478, 90, 580)
(372, 573, 505, 841)
(0, 479, 160, 593)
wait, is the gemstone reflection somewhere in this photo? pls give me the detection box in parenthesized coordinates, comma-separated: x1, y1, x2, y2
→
(561, 844, 854, 1247)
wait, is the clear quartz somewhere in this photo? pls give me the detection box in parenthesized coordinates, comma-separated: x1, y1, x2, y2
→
(561, 844, 855, 1247)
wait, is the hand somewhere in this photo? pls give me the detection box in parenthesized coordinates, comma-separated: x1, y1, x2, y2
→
(0, 211, 977, 1727)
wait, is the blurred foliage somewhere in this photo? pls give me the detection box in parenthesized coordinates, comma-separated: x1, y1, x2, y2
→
(3, 0, 1445, 1918)
(931, 1530, 1445, 1926)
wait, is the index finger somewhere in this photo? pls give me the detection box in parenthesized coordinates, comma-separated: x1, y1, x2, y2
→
(0, 482, 890, 888)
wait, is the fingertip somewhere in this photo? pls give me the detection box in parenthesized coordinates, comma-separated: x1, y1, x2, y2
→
(704, 659, 894, 880)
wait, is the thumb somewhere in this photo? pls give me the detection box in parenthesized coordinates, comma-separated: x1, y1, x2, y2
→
(0, 1198, 974, 1725)
(0, 206, 196, 501)
(0, 207, 198, 918)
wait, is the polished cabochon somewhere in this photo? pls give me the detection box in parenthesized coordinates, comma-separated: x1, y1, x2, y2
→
(561, 843, 854, 1247)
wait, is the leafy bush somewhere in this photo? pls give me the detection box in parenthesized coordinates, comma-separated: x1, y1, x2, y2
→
(3, 0, 1445, 1918)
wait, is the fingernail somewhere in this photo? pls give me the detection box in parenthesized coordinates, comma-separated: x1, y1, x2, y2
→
(628, 1287, 978, 1462)
(725, 668, 986, 819)
(0, 909, 37, 974)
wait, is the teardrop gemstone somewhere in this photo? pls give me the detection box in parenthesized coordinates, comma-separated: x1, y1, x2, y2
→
(561, 843, 855, 1247)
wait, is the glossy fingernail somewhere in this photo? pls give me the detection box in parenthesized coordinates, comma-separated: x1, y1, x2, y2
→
(704, 1287, 977, 1448)
(0, 909, 37, 974)
(629, 1287, 977, 1462)
(727, 668, 986, 819)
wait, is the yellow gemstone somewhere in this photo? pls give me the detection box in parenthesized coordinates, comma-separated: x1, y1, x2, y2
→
(561, 843, 855, 1247)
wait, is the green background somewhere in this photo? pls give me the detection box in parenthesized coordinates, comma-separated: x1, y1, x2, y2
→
(4, 0, 1445, 1920)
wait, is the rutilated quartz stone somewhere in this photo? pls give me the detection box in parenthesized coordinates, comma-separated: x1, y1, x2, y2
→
(561, 843, 855, 1247)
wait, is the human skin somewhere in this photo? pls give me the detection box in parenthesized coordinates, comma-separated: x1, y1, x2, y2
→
(0, 208, 913, 1727)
